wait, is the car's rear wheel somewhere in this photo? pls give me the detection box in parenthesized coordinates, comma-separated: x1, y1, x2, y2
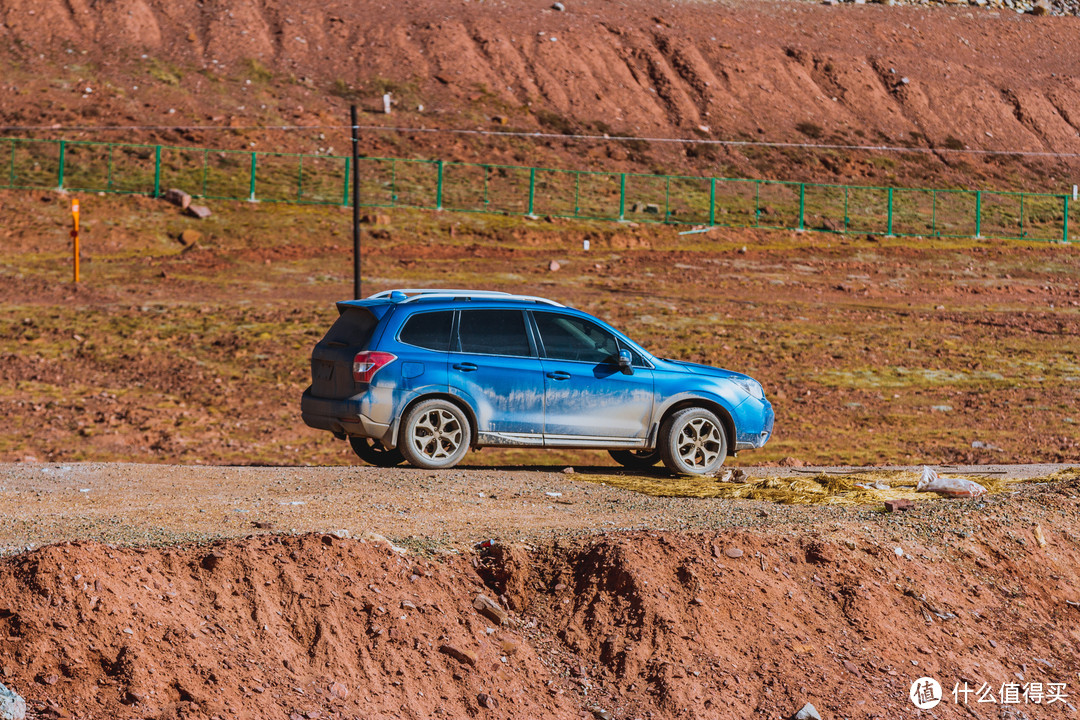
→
(608, 448, 662, 469)
(659, 407, 728, 475)
(348, 436, 404, 467)
(399, 399, 472, 470)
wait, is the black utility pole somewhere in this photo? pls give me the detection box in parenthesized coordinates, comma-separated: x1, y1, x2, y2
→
(351, 104, 362, 299)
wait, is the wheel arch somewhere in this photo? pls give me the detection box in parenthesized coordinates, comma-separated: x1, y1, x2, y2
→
(657, 397, 737, 455)
(391, 392, 479, 449)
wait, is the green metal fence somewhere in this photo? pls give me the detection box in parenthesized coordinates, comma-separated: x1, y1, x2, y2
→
(1, 136, 1073, 243)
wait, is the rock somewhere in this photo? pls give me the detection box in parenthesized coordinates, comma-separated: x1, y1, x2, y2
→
(162, 188, 191, 209)
(329, 681, 349, 699)
(178, 229, 201, 246)
(0, 682, 26, 720)
(1034, 524, 1047, 547)
(473, 594, 508, 625)
(252, 521, 274, 529)
(591, 708, 612, 720)
(842, 659, 860, 674)
(793, 703, 822, 720)
(643, 204, 661, 214)
(439, 644, 477, 667)
(561, 466, 574, 474)
(630, 202, 643, 212)
(548, 260, 561, 271)
(1031, 0, 1050, 13)
(724, 547, 744, 559)
(331, 529, 350, 540)
(778, 456, 804, 467)
(552, 2, 566, 10)
(477, 692, 497, 709)
(491, 115, 508, 125)
(884, 499, 914, 513)
(185, 204, 212, 220)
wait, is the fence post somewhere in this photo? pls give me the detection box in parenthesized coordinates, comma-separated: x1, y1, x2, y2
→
(153, 145, 162, 198)
(618, 173, 626, 221)
(975, 190, 982, 238)
(527, 167, 536, 217)
(709, 178, 716, 226)
(886, 187, 894, 236)
(57, 140, 66, 191)
(342, 157, 350, 207)
(248, 152, 257, 202)
(1064, 194, 1070, 243)
(798, 183, 805, 230)
(436, 159, 444, 210)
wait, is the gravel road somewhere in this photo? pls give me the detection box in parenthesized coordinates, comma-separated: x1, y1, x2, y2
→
(0, 462, 1071, 552)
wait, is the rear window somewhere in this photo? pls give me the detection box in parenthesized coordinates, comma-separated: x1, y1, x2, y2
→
(457, 309, 532, 357)
(320, 308, 377, 347)
(399, 310, 453, 351)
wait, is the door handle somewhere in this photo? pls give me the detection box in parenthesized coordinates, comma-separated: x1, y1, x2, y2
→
(453, 362, 478, 372)
(546, 371, 571, 380)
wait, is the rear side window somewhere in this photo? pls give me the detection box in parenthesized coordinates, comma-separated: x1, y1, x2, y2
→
(320, 308, 377, 347)
(399, 310, 453, 351)
(457, 310, 532, 357)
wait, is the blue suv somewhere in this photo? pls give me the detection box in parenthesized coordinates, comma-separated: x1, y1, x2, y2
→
(301, 289, 773, 474)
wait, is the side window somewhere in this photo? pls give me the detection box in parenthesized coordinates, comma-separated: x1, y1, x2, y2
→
(534, 313, 621, 364)
(398, 311, 453, 351)
(457, 309, 532, 357)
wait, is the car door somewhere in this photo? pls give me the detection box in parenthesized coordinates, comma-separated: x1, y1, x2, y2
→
(448, 308, 545, 445)
(531, 311, 654, 446)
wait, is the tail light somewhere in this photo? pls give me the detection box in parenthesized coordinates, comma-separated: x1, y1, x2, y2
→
(352, 351, 397, 383)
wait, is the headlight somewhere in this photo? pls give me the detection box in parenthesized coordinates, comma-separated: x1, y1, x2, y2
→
(733, 377, 764, 400)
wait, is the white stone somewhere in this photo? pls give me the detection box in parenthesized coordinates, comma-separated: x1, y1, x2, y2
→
(0, 682, 26, 720)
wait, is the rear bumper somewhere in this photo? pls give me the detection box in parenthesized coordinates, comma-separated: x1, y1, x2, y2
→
(300, 388, 394, 445)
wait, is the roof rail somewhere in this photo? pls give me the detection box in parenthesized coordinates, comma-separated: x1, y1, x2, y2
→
(366, 288, 564, 307)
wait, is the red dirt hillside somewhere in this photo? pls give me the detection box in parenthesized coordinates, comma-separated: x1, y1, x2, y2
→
(1, 0, 1080, 188)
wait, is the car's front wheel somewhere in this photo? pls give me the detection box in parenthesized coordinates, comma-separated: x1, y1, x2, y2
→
(659, 407, 728, 475)
(608, 448, 662, 469)
(348, 436, 404, 467)
(399, 399, 472, 469)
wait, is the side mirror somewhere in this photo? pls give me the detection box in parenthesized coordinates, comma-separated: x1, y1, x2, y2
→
(617, 349, 634, 375)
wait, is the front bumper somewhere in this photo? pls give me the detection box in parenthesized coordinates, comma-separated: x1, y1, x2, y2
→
(300, 388, 393, 445)
(734, 398, 774, 451)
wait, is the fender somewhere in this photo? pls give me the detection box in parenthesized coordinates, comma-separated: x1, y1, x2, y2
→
(652, 389, 741, 448)
(384, 385, 481, 450)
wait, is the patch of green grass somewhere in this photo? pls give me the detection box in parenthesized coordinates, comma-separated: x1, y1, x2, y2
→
(147, 59, 183, 87)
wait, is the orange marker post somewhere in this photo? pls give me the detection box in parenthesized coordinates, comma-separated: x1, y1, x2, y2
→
(71, 198, 80, 283)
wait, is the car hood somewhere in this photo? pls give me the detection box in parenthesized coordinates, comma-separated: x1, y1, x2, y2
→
(662, 359, 744, 380)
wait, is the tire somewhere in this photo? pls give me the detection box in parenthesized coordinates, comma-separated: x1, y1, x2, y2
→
(348, 436, 404, 467)
(608, 448, 662, 469)
(659, 407, 728, 475)
(398, 399, 472, 470)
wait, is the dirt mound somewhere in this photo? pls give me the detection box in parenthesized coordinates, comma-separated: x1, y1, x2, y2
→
(2, 474, 1079, 719)
(0, 533, 575, 720)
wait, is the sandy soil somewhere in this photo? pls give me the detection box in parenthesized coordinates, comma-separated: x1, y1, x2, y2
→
(0, 462, 1071, 551)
